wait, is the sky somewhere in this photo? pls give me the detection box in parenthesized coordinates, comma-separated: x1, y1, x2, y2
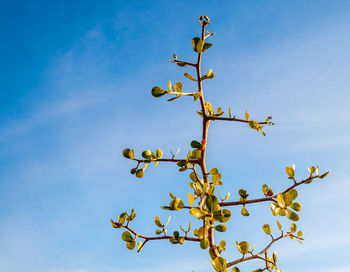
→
(0, 1, 350, 271)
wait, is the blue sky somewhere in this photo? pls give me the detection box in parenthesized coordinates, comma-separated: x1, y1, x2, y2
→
(1, 1, 350, 271)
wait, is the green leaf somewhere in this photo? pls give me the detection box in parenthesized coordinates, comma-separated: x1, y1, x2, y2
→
(121, 231, 133, 242)
(188, 192, 195, 206)
(130, 168, 137, 174)
(184, 72, 196, 81)
(277, 220, 282, 231)
(262, 224, 271, 235)
(272, 251, 278, 263)
(200, 237, 209, 249)
(297, 231, 303, 237)
(155, 229, 162, 235)
(154, 216, 162, 227)
(213, 209, 231, 223)
(151, 86, 166, 97)
(286, 166, 295, 178)
(231, 267, 240, 272)
(191, 149, 201, 160)
(245, 110, 249, 121)
(211, 257, 227, 272)
(277, 193, 285, 208)
(252, 269, 263, 272)
(214, 224, 227, 232)
(142, 149, 151, 159)
(193, 92, 201, 101)
(202, 42, 213, 52)
(290, 202, 302, 212)
(210, 168, 219, 175)
(236, 241, 250, 254)
(289, 189, 298, 200)
(291, 223, 297, 233)
(135, 169, 144, 178)
(190, 208, 207, 219)
(206, 195, 219, 213)
(122, 148, 133, 159)
(126, 241, 135, 250)
(111, 219, 121, 228)
(319, 171, 330, 179)
(191, 140, 202, 149)
(156, 149, 163, 159)
(212, 173, 222, 185)
(174, 82, 183, 92)
(241, 207, 249, 216)
(286, 209, 300, 221)
(192, 37, 204, 53)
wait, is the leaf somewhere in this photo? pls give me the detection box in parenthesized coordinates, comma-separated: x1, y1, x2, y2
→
(245, 110, 249, 121)
(290, 202, 302, 212)
(206, 195, 219, 213)
(214, 224, 227, 232)
(184, 72, 196, 81)
(229, 107, 232, 118)
(155, 229, 162, 235)
(231, 267, 240, 272)
(202, 42, 213, 52)
(213, 209, 231, 223)
(207, 69, 214, 79)
(121, 231, 133, 242)
(135, 169, 144, 178)
(137, 241, 143, 251)
(277, 220, 282, 231)
(168, 80, 171, 92)
(192, 37, 203, 53)
(212, 173, 222, 185)
(289, 189, 298, 200)
(210, 168, 219, 175)
(190, 172, 197, 182)
(156, 149, 163, 159)
(193, 92, 201, 101)
(241, 207, 249, 216)
(286, 209, 300, 221)
(319, 171, 330, 179)
(191, 149, 202, 160)
(262, 224, 271, 235)
(236, 241, 250, 254)
(126, 241, 136, 250)
(211, 257, 227, 272)
(188, 192, 195, 207)
(154, 216, 162, 227)
(111, 219, 121, 228)
(174, 82, 183, 92)
(122, 148, 133, 159)
(291, 223, 297, 233)
(277, 193, 285, 208)
(191, 140, 202, 149)
(151, 86, 166, 97)
(200, 237, 209, 249)
(297, 231, 303, 237)
(272, 251, 278, 263)
(190, 208, 207, 219)
(286, 166, 295, 178)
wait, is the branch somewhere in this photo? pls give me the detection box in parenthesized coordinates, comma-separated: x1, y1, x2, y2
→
(131, 157, 199, 164)
(207, 115, 268, 125)
(120, 224, 200, 253)
(173, 59, 196, 67)
(219, 175, 316, 207)
(168, 91, 196, 97)
(227, 233, 292, 267)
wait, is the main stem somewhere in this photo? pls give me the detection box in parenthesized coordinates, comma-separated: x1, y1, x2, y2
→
(196, 20, 220, 259)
